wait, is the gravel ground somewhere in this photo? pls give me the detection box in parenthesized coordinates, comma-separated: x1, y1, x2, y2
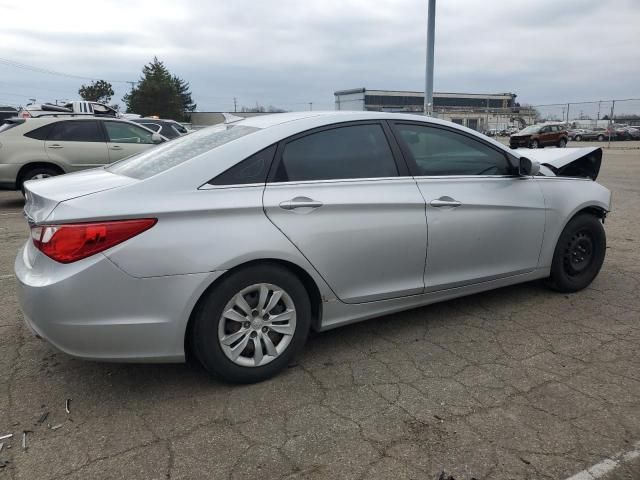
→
(0, 147, 639, 479)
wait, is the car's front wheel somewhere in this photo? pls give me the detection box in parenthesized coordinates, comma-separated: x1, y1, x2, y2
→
(192, 264, 311, 383)
(547, 213, 606, 293)
(597, 134, 605, 141)
(575, 135, 582, 141)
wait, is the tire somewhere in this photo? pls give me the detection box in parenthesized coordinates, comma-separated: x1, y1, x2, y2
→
(574, 135, 582, 142)
(597, 134, 605, 141)
(547, 214, 606, 293)
(557, 138, 567, 148)
(192, 264, 311, 383)
(530, 139, 539, 149)
(19, 166, 60, 193)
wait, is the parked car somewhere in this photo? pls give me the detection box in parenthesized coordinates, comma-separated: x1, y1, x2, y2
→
(568, 128, 588, 141)
(510, 124, 568, 148)
(577, 127, 609, 142)
(19, 101, 119, 119)
(130, 118, 190, 139)
(16, 112, 610, 383)
(0, 117, 165, 191)
(614, 126, 640, 140)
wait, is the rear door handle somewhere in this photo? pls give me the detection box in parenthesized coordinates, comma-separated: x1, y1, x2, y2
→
(109, 145, 123, 150)
(279, 197, 323, 210)
(430, 196, 462, 208)
(47, 144, 63, 149)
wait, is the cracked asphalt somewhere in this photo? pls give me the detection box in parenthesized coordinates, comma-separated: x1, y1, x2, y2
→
(1, 146, 639, 479)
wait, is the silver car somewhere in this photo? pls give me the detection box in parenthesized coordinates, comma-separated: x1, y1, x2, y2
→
(15, 112, 611, 383)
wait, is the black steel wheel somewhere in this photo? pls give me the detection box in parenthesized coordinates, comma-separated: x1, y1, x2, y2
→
(547, 213, 606, 293)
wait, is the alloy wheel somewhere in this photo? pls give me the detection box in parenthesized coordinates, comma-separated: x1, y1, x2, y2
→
(217, 283, 296, 367)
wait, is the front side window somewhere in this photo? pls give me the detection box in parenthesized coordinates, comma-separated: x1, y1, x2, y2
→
(104, 121, 155, 144)
(395, 124, 512, 176)
(273, 124, 398, 182)
(48, 121, 103, 142)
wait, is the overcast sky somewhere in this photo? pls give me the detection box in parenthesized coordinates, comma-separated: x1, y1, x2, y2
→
(1, 0, 639, 112)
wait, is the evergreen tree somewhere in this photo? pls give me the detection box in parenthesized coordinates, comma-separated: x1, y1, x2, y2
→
(123, 57, 195, 121)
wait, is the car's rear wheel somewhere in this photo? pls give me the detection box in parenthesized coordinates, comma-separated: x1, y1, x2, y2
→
(547, 214, 606, 293)
(557, 138, 567, 148)
(530, 139, 539, 149)
(192, 265, 311, 383)
(19, 166, 60, 193)
(575, 135, 582, 141)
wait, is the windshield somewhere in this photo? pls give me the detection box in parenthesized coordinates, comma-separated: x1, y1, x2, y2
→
(518, 126, 540, 134)
(107, 124, 259, 180)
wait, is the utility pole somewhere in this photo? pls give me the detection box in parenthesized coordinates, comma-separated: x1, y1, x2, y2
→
(309, 102, 313, 111)
(233, 97, 237, 112)
(566, 103, 570, 124)
(424, 0, 436, 116)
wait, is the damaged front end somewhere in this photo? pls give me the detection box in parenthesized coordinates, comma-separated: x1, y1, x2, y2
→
(518, 147, 603, 180)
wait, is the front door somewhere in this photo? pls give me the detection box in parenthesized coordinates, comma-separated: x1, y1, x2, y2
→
(102, 121, 157, 162)
(263, 122, 427, 304)
(44, 120, 108, 171)
(391, 122, 546, 291)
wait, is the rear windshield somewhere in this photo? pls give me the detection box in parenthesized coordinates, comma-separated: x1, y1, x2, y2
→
(0, 120, 24, 134)
(107, 124, 258, 180)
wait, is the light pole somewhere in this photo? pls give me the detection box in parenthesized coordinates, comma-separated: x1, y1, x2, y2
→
(424, 0, 436, 116)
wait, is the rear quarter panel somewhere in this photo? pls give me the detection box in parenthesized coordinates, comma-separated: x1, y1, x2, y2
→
(535, 178, 611, 268)
(51, 186, 338, 302)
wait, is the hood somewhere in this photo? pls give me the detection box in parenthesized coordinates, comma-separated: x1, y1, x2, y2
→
(23, 168, 137, 223)
(518, 147, 602, 180)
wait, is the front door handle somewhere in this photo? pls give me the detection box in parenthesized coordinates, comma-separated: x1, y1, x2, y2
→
(279, 197, 323, 210)
(430, 196, 462, 208)
(109, 145, 123, 150)
(47, 144, 63, 149)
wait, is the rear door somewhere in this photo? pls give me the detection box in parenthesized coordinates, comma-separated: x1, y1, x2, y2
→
(44, 120, 109, 171)
(390, 122, 546, 292)
(263, 121, 427, 303)
(102, 121, 157, 162)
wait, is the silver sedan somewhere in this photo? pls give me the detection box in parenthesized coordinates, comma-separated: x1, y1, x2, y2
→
(15, 112, 611, 383)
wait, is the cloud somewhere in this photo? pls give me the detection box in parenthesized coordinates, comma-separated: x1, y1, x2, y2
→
(0, 0, 638, 111)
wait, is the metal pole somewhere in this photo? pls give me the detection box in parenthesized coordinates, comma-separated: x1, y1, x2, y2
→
(566, 103, 570, 124)
(608, 100, 615, 148)
(424, 0, 436, 116)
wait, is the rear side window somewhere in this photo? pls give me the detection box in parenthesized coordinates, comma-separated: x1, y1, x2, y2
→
(172, 123, 188, 134)
(48, 121, 103, 142)
(23, 122, 57, 140)
(395, 124, 511, 176)
(209, 145, 276, 186)
(107, 124, 259, 180)
(273, 124, 398, 182)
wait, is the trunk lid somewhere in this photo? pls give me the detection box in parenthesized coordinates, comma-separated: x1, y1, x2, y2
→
(23, 168, 137, 223)
(517, 147, 602, 180)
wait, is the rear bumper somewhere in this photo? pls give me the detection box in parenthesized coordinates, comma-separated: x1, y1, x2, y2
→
(15, 241, 224, 362)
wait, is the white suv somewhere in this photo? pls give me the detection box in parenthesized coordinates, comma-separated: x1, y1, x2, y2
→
(0, 117, 165, 191)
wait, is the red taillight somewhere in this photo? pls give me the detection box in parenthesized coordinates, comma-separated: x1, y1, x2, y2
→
(31, 219, 157, 264)
(21, 111, 32, 118)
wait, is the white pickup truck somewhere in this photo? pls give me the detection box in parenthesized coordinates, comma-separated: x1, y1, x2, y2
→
(19, 101, 139, 119)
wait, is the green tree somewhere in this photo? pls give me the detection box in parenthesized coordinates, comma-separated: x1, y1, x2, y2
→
(123, 57, 195, 121)
(78, 80, 114, 104)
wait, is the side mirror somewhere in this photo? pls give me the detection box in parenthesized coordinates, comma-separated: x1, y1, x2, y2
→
(151, 133, 164, 144)
(519, 157, 540, 176)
